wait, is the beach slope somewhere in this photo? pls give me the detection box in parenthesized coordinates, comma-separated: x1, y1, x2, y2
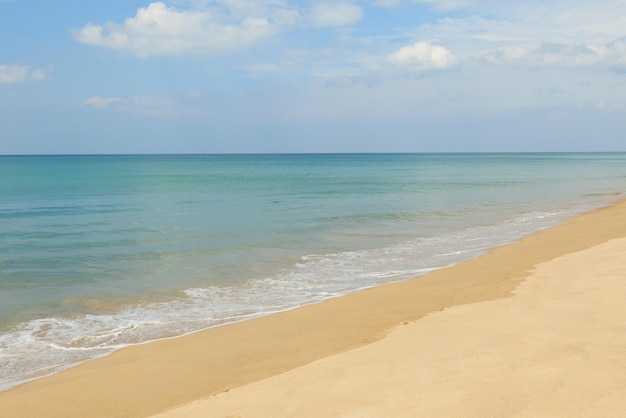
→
(154, 234, 626, 417)
(1, 200, 626, 417)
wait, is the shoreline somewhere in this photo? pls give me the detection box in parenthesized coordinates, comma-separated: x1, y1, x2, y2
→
(154, 229, 626, 417)
(1, 199, 626, 417)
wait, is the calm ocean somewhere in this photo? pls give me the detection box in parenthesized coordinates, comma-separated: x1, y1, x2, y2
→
(1, 153, 626, 390)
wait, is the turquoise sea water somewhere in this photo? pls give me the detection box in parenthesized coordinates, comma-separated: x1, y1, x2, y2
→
(1, 153, 626, 390)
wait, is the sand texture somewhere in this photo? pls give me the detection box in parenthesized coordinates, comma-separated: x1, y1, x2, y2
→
(1, 200, 626, 417)
(154, 237, 626, 418)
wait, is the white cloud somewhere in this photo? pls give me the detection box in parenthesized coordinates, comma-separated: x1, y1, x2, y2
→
(83, 96, 127, 109)
(389, 41, 457, 70)
(483, 37, 626, 70)
(0, 65, 30, 83)
(72, 2, 276, 57)
(0, 64, 48, 83)
(308, 2, 363, 27)
(82, 95, 181, 117)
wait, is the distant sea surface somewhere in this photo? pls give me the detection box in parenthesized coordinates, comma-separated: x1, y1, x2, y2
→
(2, 153, 626, 390)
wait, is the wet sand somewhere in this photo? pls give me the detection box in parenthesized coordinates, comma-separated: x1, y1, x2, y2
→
(2, 200, 626, 418)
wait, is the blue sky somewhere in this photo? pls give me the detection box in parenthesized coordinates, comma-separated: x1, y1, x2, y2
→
(1, 0, 625, 154)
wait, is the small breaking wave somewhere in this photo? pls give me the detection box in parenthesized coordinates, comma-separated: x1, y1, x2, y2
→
(0, 205, 597, 392)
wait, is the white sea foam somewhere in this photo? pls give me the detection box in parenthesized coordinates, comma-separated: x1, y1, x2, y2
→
(0, 207, 580, 392)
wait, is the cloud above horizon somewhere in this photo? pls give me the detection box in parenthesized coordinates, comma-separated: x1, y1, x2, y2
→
(0, 64, 47, 83)
(83, 95, 182, 117)
(82, 96, 126, 109)
(67, 0, 626, 123)
(72, 2, 281, 57)
(3, 0, 626, 154)
(308, 2, 363, 28)
(71, 1, 370, 58)
(389, 41, 457, 70)
(69, 0, 626, 75)
(483, 37, 626, 70)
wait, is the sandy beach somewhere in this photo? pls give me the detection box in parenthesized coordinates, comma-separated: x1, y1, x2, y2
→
(154, 236, 626, 418)
(2, 199, 626, 417)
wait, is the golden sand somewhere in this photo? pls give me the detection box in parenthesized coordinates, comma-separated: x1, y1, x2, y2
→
(155, 236, 626, 417)
(1, 200, 626, 417)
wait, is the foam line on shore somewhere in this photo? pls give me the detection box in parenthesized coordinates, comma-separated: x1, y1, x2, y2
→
(1, 200, 626, 418)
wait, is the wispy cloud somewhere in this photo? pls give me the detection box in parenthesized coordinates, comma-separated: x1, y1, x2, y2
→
(0, 64, 48, 84)
(82, 96, 127, 109)
(82, 95, 182, 117)
(483, 37, 626, 70)
(307, 2, 363, 28)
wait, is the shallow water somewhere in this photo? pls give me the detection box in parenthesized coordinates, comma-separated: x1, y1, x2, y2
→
(1, 153, 626, 390)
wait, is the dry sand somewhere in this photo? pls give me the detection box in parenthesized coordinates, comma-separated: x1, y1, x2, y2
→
(154, 235, 626, 418)
(1, 200, 626, 417)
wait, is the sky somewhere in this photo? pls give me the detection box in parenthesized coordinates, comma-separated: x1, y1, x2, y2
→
(1, 0, 625, 154)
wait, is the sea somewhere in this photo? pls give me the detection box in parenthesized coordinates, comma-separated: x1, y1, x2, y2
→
(1, 153, 626, 391)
